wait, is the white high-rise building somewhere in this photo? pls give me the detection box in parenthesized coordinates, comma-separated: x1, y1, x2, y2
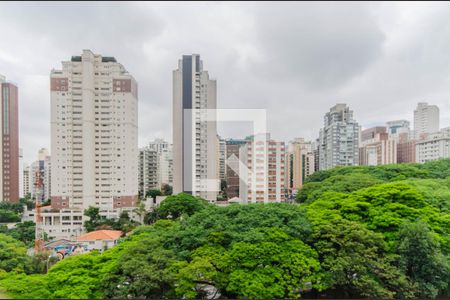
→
(138, 139, 173, 197)
(414, 102, 439, 140)
(138, 147, 159, 197)
(319, 104, 360, 170)
(146, 138, 173, 188)
(173, 54, 218, 201)
(239, 133, 286, 203)
(158, 145, 173, 188)
(217, 135, 226, 182)
(23, 164, 30, 198)
(48, 50, 138, 239)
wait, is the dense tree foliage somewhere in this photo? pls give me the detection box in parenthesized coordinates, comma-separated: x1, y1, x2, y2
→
(396, 221, 449, 299)
(150, 192, 208, 221)
(1, 160, 450, 299)
(0, 221, 35, 247)
(0, 233, 31, 273)
(161, 184, 173, 196)
(83, 207, 138, 233)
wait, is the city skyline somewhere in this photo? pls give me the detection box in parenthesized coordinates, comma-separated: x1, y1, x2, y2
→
(3, 2, 450, 165)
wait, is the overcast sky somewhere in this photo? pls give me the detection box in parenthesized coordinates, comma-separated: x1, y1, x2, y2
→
(1, 1, 450, 164)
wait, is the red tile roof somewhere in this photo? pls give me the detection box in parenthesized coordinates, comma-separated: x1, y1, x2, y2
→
(77, 230, 123, 241)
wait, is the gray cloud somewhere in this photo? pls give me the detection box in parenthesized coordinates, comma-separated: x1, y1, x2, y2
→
(251, 2, 385, 89)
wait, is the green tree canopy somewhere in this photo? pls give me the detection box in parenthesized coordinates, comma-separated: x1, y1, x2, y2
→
(157, 193, 209, 220)
(0, 233, 31, 273)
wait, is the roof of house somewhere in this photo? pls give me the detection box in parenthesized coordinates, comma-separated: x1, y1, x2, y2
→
(77, 230, 123, 241)
(45, 239, 77, 248)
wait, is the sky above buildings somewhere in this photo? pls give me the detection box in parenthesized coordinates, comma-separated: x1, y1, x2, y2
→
(1, 1, 450, 164)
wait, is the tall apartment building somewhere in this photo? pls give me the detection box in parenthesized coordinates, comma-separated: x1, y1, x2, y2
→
(416, 130, 450, 163)
(319, 104, 360, 170)
(138, 139, 174, 198)
(138, 147, 159, 197)
(285, 138, 315, 196)
(239, 134, 285, 203)
(0, 75, 19, 203)
(359, 127, 397, 166)
(148, 138, 173, 188)
(225, 139, 247, 199)
(173, 54, 218, 201)
(158, 145, 173, 188)
(23, 164, 30, 197)
(312, 138, 320, 172)
(217, 136, 226, 182)
(414, 102, 439, 140)
(49, 50, 138, 239)
(29, 148, 51, 202)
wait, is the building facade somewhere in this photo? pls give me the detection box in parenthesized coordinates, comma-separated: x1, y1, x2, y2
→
(0, 75, 19, 202)
(386, 120, 410, 140)
(416, 130, 450, 163)
(138, 139, 173, 198)
(29, 148, 51, 203)
(225, 139, 246, 199)
(49, 50, 138, 238)
(414, 102, 439, 140)
(319, 104, 360, 170)
(23, 164, 30, 198)
(217, 136, 226, 182)
(138, 146, 159, 197)
(19, 148, 23, 198)
(158, 145, 173, 188)
(359, 127, 397, 166)
(173, 54, 218, 201)
(239, 134, 285, 203)
(285, 138, 315, 196)
(397, 139, 416, 163)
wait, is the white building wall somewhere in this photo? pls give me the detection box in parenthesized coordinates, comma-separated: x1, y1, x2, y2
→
(49, 50, 138, 239)
(416, 132, 450, 163)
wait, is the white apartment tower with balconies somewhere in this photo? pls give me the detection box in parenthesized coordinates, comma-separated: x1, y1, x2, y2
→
(50, 50, 138, 221)
(319, 104, 360, 170)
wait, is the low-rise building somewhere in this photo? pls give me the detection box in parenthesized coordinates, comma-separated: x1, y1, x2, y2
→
(76, 230, 122, 251)
(416, 130, 450, 163)
(397, 132, 416, 163)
